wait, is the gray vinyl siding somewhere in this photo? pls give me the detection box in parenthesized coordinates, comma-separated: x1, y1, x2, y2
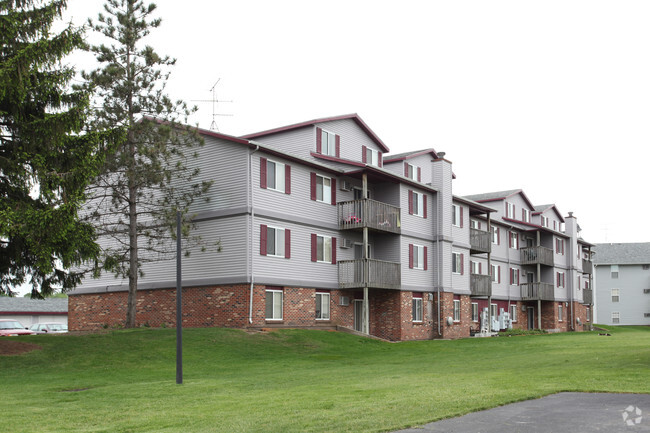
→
(401, 236, 434, 291)
(595, 264, 650, 325)
(316, 119, 384, 163)
(400, 184, 433, 238)
(248, 127, 314, 161)
(451, 200, 469, 247)
(451, 246, 471, 294)
(382, 154, 433, 183)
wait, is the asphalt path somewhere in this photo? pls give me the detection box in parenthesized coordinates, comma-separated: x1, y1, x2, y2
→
(393, 392, 650, 433)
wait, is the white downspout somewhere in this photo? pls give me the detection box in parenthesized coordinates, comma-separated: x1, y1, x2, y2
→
(248, 145, 259, 324)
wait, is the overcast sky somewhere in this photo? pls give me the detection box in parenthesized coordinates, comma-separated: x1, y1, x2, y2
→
(61, 0, 650, 245)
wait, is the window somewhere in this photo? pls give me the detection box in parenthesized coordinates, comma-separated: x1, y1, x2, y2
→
(612, 311, 620, 324)
(471, 303, 479, 322)
(405, 163, 416, 180)
(315, 175, 331, 203)
(471, 260, 479, 275)
(452, 252, 464, 274)
(611, 265, 619, 279)
(265, 289, 283, 320)
(492, 227, 500, 245)
(453, 299, 461, 322)
(611, 288, 620, 303)
(510, 268, 520, 285)
(313, 235, 333, 263)
(315, 292, 330, 320)
(490, 264, 500, 283)
(452, 204, 462, 227)
(586, 307, 591, 322)
(509, 231, 519, 249)
(553, 220, 558, 231)
(556, 238, 565, 255)
(522, 208, 530, 223)
(261, 225, 290, 258)
(490, 303, 498, 321)
(510, 304, 517, 322)
(260, 158, 290, 194)
(410, 244, 426, 270)
(558, 304, 563, 322)
(409, 190, 426, 218)
(320, 129, 337, 157)
(557, 272, 565, 288)
(541, 216, 548, 227)
(412, 294, 423, 322)
(470, 219, 480, 230)
(506, 202, 515, 219)
(366, 148, 380, 166)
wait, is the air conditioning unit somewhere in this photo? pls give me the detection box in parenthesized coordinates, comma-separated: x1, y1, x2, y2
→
(339, 296, 350, 306)
(340, 180, 352, 191)
(341, 239, 353, 249)
(645, 313, 650, 318)
(644, 289, 650, 294)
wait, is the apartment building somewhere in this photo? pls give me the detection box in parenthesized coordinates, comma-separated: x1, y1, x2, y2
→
(593, 243, 650, 326)
(68, 114, 593, 340)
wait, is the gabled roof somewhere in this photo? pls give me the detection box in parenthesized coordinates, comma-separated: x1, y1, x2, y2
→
(453, 196, 497, 215)
(533, 204, 564, 222)
(0, 297, 68, 314)
(383, 148, 439, 163)
(240, 113, 390, 153)
(464, 189, 535, 210)
(593, 243, 650, 265)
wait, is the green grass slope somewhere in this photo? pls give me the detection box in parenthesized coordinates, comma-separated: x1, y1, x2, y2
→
(1, 325, 648, 432)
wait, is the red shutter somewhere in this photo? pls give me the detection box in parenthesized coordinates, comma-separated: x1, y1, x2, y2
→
(285, 229, 291, 259)
(479, 262, 483, 274)
(404, 162, 409, 177)
(417, 167, 421, 182)
(335, 135, 340, 158)
(331, 178, 337, 205)
(497, 227, 500, 245)
(498, 266, 501, 283)
(362, 146, 367, 163)
(517, 270, 520, 285)
(557, 272, 560, 287)
(311, 234, 317, 262)
(423, 194, 427, 219)
(285, 164, 291, 194)
(510, 268, 513, 285)
(378, 152, 383, 167)
(423, 246, 428, 270)
(310, 172, 316, 201)
(260, 224, 267, 255)
(260, 157, 267, 189)
(408, 190, 413, 215)
(316, 127, 322, 154)
(409, 244, 414, 269)
(460, 254, 464, 275)
(522, 209, 525, 221)
(331, 237, 337, 264)
(460, 206, 464, 228)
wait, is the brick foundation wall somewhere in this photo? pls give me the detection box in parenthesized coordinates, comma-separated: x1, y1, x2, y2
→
(432, 293, 471, 339)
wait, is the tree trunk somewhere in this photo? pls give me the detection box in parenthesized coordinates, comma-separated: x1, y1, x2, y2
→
(126, 138, 138, 328)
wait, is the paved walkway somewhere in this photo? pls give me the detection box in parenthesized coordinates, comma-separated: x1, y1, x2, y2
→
(393, 392, 650, 433)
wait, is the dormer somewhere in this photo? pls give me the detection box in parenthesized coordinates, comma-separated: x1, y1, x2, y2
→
(382, 149, 440, 183)
(533, 204, 565, 232)
(464, 189, 535, 225)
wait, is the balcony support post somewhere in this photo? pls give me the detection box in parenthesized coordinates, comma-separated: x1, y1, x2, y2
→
(487, 213, 492, 307)
(362, 173, 369, 335)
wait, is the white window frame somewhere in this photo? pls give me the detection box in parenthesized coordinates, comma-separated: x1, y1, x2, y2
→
(611, 265, 619, 279)
(321, 129, 337, 157)
(510, 304, 517, 322)
(412, 296, 423, 322)
(586, 307, 591, 322)
(413, 192, 425, 217)
(492, 227, 499, 244)
(265, 225, 286, 258)
(316, 235, 333, 263)
(541, 216, 548, 227)
(612, 311, 620, 324)
(452, 204, 461, 227)
(506, 202, 515, 219)
(265, 289, 283, 320)
(413, 244, 425, 270)
(490, 264, 499, 282)
(266, 159, 285, 193)
(453, 299, 461, 322)
(406, 163, 416, 180)
(452, 252, 462, 274)
(471, 302, 479, 322)
(522, 208, 530, 223)
(558, 304, 563, 322)
(315, 292, 330, 320)
(490, 303, 498, 321)
(611, 288, 620, 303)
(470, 219, 479, 230)
(510, 268, 519, 286)
(471, 260, 479, 275)
(315, 174, 332, 204)
(509, 231, 519, 250)
(366, 148, 379, 167)
(557, 272, 565, 289)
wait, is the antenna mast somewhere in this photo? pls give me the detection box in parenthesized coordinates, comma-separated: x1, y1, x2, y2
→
(191, 78, 233, 131)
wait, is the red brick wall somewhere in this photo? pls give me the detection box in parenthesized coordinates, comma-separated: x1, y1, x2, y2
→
(432, 293, 471, 339)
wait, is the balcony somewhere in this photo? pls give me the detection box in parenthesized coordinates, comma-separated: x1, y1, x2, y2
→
(583, 289, 593, 305)
(520, 246, 554, 267)
(470, 228, 491, 254)
(520, 282, 555, 301)
(582, 259, 593, 274)
(470, 274, 492, 297)
(338, 259, 401, 290)
(338, 199, 401, 234)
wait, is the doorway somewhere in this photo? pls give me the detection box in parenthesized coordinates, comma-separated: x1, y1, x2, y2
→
(354, 300, 364, 332)
(527, 307, 534, 330)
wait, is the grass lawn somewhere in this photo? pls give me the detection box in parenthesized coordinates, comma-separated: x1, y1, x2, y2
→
(1, 325, 649, 432)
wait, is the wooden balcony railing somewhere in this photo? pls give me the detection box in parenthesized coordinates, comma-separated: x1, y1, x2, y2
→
(520, 282, 555, 301)
(582, 259, 593, 274)
(583, 289, 593, 305)
(470, 228, 491, 254)
(338, 199, 401, 234)
(520, 246, 554, 267)
(338, 259, 401, 290)
(470, 273, 492, 297)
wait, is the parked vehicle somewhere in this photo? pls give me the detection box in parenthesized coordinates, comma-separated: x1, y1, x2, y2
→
(29, 323, 68, 334)
(0, 319, 36, 336)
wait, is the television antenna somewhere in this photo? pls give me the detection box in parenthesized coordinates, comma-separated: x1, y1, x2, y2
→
(191, 79, 233, 131)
